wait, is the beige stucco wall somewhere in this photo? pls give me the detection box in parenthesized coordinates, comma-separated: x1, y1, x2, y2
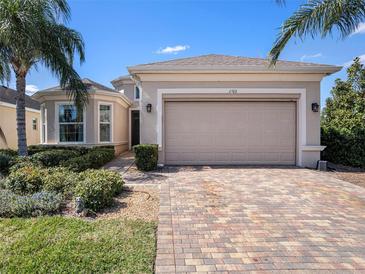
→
(139, 80, 322, 168)
(40, 94, 129, 154)
(0, 105, 40, 149)
(113, 81, 139, 108)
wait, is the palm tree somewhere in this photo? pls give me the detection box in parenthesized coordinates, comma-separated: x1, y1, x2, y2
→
(0, 0, 87, 156)
(269, 0, 365, 64)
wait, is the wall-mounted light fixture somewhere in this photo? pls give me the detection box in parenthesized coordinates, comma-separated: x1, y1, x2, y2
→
(146, 103, 152, 113)
(311, 102, 319, 112)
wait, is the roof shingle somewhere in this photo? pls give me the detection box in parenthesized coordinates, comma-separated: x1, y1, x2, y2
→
(0, 86, 40, 110)
(37, 78, 116, 94)
(128, 54, 341, 73)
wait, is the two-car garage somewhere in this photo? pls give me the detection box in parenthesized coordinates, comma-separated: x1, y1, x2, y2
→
(164, 101, 296, 165)
(127, 54, 341, 167)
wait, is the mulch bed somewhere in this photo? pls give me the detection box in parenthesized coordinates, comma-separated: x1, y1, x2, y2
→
(328, 163, 365, 189)
(63, 185, 159, 221)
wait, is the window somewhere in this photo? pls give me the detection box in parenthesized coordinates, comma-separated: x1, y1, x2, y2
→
(32, 118, 37, 130)
(135, 86, 140, 100)
(99, 104, 112, 142)
(41, 105, 47, 143)
(58, 104, 84, 143)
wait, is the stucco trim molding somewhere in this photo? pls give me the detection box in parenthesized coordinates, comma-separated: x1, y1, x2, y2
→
(156, 88, 307, 166)
(301, 145, 326, 151)
(0, 101, 40, 113)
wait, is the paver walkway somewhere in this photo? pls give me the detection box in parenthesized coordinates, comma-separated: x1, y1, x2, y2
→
(104, 151, 167, 184)
(156, 167, 365, 273)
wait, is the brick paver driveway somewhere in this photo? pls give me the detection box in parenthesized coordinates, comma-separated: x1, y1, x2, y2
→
(156, 167, 365, 273)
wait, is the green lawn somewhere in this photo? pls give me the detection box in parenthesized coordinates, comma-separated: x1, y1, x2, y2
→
(0, 216, 156, 273)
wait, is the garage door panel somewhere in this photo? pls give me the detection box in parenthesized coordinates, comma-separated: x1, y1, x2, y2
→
(165, 101, 296, 165)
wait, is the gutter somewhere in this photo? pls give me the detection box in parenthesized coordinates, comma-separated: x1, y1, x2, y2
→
(127, 66, 342, 75)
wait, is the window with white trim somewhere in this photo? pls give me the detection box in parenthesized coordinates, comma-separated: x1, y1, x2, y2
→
(58, 104, 84, 143)
(135, 86, 140, 100)
(41, 105, 47, 143)
(32, 118, 37, 130)
(99, 104, 112, 142)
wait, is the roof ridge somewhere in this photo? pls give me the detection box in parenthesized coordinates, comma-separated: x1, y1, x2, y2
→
(37, 78, 116, 93)
(127, 54, 337, 69)
(82, 78, 115, 91)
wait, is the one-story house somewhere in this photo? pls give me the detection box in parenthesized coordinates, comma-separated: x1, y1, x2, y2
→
(0, 86, 40, 149)
(33, 54, 341, 167)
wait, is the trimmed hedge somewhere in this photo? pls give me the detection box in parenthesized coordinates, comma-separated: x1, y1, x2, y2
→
(8, 156, 40, 173)
(321, 127, 365, 168)
(61, 149, 115, 172)
(32, 150, 81, 167)
(0, 189, 63, 217)
(0, 153, 13, 173)
(74, 169, 124, 211)
(133, 144, 158, 171)
(28, 145, 90, 156)
(27, 145, 114, 155)
(4, 165, 48, 195)
(43, 167, 79, 196)
(0, 149, 17, 156)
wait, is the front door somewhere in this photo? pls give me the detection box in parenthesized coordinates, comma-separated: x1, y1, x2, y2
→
(131, 110, 140, 147)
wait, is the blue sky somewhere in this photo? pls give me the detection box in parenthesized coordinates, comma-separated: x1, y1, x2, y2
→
(16, 0, 365, 105)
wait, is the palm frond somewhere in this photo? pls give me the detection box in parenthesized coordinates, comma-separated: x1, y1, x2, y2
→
(269, 0, 365, 65)
(0, 44, 11, 84)
(275, 0, 286, 7)
(0, 0, 87, 109)
(37, 20, 87, 109)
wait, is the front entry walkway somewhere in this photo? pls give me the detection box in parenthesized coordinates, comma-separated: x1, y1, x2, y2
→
(156, 167, 365, 273)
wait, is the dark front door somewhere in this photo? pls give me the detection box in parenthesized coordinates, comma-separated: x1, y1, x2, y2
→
(131, 110, 140, 147)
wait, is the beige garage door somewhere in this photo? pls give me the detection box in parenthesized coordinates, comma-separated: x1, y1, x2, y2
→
(164, 101, 296, 165)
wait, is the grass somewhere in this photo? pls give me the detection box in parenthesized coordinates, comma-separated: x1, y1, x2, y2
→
(0, 216, 156, 273)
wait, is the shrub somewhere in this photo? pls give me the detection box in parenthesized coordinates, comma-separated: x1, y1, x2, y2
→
(8, 156, 40, 173)
(321, 127, 365, 168)
(133, 144, 158, 171)
(0, 189, 62, 217)
(32, 150, 81, 167)
(61, 148, 115, 172)
(27, 145, 49, 155)
(74, 169, 123, 211)
(43, 167, 78, 196)
(0, 149, 17, 156)
(5, 166, 47, 195)
(0, 153, 13, 173)
(60, 156, 92, 172)
(28, 145, 91, 156)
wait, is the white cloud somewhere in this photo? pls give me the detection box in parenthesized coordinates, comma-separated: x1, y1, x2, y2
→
(25, 84, 39, 95)
(156, 45, 190, 54)
(300, 53, 322, 62)
(351, 22, 365, 36)
(343, 54, 365, 67)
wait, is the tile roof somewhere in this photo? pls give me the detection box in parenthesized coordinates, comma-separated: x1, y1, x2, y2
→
(128, 54, 341, 73)
(0, 86, 40, 110)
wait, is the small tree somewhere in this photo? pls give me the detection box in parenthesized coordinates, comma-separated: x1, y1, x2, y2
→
(321, 58, 365, 167)
(0, 0, 88, 156)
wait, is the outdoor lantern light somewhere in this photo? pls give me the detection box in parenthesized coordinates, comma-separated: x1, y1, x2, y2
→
(146, 103, 152, 113)
(312, 102, 319, 112)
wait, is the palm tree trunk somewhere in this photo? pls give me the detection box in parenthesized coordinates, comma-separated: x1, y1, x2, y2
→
(16, 74, 28, 156)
